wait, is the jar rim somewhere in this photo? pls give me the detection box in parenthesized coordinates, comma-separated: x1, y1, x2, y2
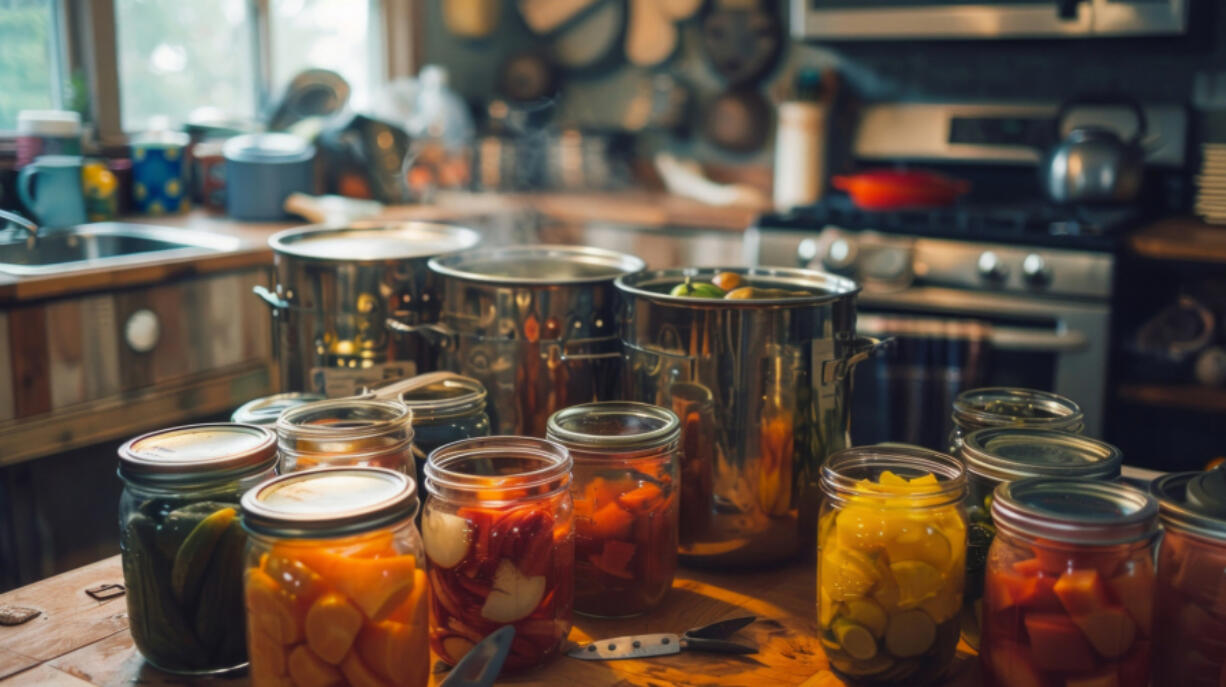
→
(394, 374, 487, 421)
(961, 428, 1122, 483)
(118, 422, 278, 486)
(1151, 470, 1226, 540)
(425, 436, 571, 499)
(992, 477, 1158, 546)
(231, 392, 326, 425)
(241, 466, 418, 538)
(952, 387, 1084, 430)
(820, 444, 967, 508)
(546, 402, 680, 453)
(276, 398, 413, 445)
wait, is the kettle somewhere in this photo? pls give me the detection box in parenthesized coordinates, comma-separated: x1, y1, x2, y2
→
(1040, 96, 1148, 205)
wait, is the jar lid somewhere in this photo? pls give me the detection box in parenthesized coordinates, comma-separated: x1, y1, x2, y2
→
(231, 392, 326, 425)
(1151, 468, 1226, 539)
(393, 374, 487, 421)
(276, 399, 413, 456)
(223, 132, 314, 163)
(992, 478, 1158, 546)
(118, 423, 277, 484)
(428, 245, 645, 285)
(961, 428, 1122, 483)
(546, 402, 680, 453)
(952, 387, 1084, 430)
(242, 467, 417, 538)
(17, 109, 81, 136)
(269, 222, 479, 262)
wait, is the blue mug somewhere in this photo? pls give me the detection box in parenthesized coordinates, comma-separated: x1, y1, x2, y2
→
(131, 135, 190, 215)
(17, 155, 87, 228)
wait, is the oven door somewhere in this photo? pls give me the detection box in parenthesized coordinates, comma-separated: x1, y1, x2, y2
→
(850, 286, 1109, 447)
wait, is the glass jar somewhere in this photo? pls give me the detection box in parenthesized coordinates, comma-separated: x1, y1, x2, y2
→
(117, 423, 278, 674)
(1151, 469, 1226, 687)
(547, 401, 680, 618)
(275, 398, 414, 474)
(958, 428, 1122, 649)
(241, 467, 427, 687)
(231, 392, 325, 425)
(422, 436, 574, 673)
(981, 478, 1158, 687)
(817, 445, 968, 686)
(949, 387, 1084, 454)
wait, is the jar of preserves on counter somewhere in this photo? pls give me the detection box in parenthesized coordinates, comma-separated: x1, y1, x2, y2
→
(547, 401, 680, 618)
(949, 387, 1084, 454)
(1151, 468, 1226, 687)
(422, 436, 574, 672)
(117, 423, 278, 674)
(231, 392, 326, 426)
(241, 467, 427, 687)
(958, 429, 1122, 649)
(275, 398, 414, 474)
(981, 478, 1157, 687)
(817, 445, 968, 686)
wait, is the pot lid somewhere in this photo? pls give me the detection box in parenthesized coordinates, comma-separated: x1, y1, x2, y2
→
(962, 428, 1121, 483)
(992, 478, 1158, 546)
(428, 245, 644, 285)
(118, 423, 277, 484)
(231, 392, 326, 426)
(547, 402, 680, 453)
(223, 132, 314, 163)
(242, 467, 417, 538)
(269, 222, 480, 262)
(615, 266, 859, 306)
(1152, 468, 1226, 539)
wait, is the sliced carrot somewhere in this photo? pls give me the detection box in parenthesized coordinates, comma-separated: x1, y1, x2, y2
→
(985, 570, 1038, 611)
(1023, 612, 1098, 672)
(617, 483, 663, 513)
(246, 568, 303, 644)
(1116, 639, 1151, 687)
(286, 645, 343, 687)
(385, 569, 428, 627)
(1054, 569, 1112, 615)
(268, 547, 417, 621)
(1012, 558, 1044, 576)
(1106, 557, 1155, 634)
(594, 540, 636, 578)
(248, 629, 287, 683)
(572, 498, 595, 519)
(357, 620, 429, 686)
(1071, 607, 1137, 659)
(340, 652, 391, 687)
(265, 554, 328, 605)
(305, 592, 364, 664)
(584, 477, 626, 510)
(587, 502, 634, 540)
(985, 640, 1046, 687)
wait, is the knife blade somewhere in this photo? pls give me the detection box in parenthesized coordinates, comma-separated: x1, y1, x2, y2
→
(439, 625, 516, 687)
(567, 633, 683, 660)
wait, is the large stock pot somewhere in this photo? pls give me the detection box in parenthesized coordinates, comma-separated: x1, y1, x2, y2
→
(615, 267, 882, 568)
(255, 221, 480, 395)
(419, 245, 645, 436)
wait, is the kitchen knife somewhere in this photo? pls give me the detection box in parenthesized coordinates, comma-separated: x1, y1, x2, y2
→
(439, 625, 516, 687)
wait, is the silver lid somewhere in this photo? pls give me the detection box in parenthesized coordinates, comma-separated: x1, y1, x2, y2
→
(952, 387, 1084, 431)
(962, 428, 1122, 483)
(269, 221, 480, 263)
(992, 478, 1158, 546)
(223, 132, 314, 163)
(242, 467, 417, 538)
(546, 402, 680, 454)
(615, 266, 860, 306)
(428, 244, 645, 285)
(118, 423, 277, 485)
(231, 392, 326, 426)
(1152, 468, 1226, 539)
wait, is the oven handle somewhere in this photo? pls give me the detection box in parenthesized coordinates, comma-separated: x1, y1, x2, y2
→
(857, 318, 1088, 353)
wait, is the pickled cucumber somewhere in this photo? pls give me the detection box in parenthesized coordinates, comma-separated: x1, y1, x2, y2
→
(171, 507, 237, 607)
(123, 512, 207, 670)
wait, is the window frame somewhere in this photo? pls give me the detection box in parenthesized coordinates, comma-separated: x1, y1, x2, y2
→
(63, 0, 417, 146)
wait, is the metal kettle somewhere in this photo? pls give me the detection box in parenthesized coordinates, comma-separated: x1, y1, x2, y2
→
(1040, 96, 1148, 205)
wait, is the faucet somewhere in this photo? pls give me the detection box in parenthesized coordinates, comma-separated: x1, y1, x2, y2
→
(0, 209, 39, 245)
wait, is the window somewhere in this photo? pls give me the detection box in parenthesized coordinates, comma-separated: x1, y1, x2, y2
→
(0, 0, 64, 130)
(269, 0, 381, 111)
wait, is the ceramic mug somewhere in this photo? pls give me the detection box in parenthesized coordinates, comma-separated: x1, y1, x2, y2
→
(131, 135, 190, 215)
(17, 155, 87, 228)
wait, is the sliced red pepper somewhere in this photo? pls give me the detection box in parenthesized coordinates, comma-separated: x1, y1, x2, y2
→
(429, 568, 467, 621)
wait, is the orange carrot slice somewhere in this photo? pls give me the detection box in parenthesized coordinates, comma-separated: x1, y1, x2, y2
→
(287, 645, 342, 687)
(305, 592, 364, 664)
(357, 620, 428, 686)
(340, 652, 391, 687)
(617, 483, 663, 513)
(1054, 569, 1112, 616)
(588, 502, 634, 540)
(246, 568, 303, 645)
(386, 569, 429, 628)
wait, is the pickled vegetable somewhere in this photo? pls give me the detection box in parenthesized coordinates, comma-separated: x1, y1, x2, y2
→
(711, 271, 743, 291)
(1152, 526, 1226, 687)
(817, 471, 966, 685)
(669, 280, 725, 298)
(245, 533, 427, 687)
(120, 498, 247, 673)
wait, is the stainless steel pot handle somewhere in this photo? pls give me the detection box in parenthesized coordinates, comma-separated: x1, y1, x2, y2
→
(553, 334, 623, 362)
(253, 285, 289, 310)
(823, 336, 891, 383)
(385, 318, 457, 349)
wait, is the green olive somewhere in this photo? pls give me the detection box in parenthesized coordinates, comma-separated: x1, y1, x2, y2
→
(670, 280, 726, 298)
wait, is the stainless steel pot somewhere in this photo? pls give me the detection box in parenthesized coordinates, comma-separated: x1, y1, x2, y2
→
(419, 245, 645, 436)
(615, 267, 883, 568)
(1040, 95, 1147, 205)
(255, 221, 480, 395)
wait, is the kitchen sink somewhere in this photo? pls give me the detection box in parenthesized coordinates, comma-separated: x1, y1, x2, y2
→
(0, 222, 242, 276)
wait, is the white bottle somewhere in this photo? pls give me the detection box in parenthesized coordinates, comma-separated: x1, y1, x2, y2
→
(773, 101, 826, 210)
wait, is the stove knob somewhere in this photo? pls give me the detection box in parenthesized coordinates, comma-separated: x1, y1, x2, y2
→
(823, 237, 857, 271)
(797, 238, 820, 268)
(1022, 253, 1051, 286)
(978, 251, 1008, 283)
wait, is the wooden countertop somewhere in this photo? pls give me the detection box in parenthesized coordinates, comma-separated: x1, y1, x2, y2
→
(1129, 215, 1226, 264)
(0, 556, 980, 687)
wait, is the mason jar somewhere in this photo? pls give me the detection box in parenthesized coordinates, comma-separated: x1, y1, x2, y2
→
(547, 401, 680, 618)
(980, 478, 1158, 687)
(241, 467, 427, 687)
(422, 436, 574, 673)
(949, 387, 1084, 454)
(117, 423, 278, 674)
(1151, 469, 1226, 687)
(958, 428, 1122, 649)
(275, 398, 414, 474)
(231, 392, 325, 426)
(817, 445, 968, 686)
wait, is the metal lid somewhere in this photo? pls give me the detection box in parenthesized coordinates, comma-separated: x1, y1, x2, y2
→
(276, 398, 413, 457)
(962, 428, 1122, 483)
(223, 132, 314, 163)
(615, 266, 860, 307)
(118, 423, 277, 485)
(394, 374, 487, 421)
(242, 467, 418, 538)
(269, 221, 480, 262)
(952, 387, 1084, 431)
(992, 478, 1158, 546)
(1151, 468, 1226, 539)
(546, 402, 680, 454)
(231, 392, 326, 426)
(428, 245, 645, 285)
